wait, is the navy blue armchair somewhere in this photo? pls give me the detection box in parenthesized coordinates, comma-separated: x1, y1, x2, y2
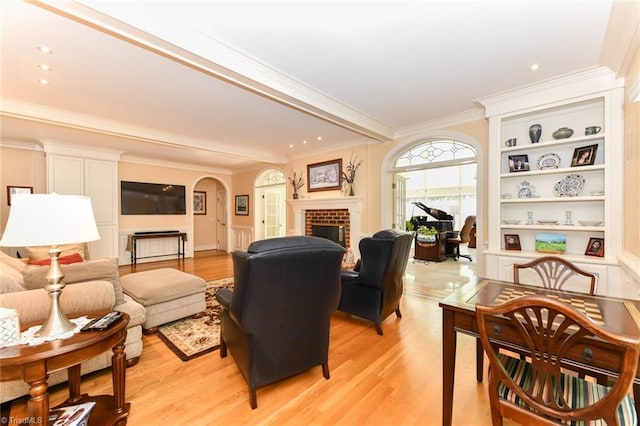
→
(338, 229, 412, 335)
(215, 236, 345, 409)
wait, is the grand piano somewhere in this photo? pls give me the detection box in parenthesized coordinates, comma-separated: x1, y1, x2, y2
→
(409, 202, 455, 262)
(409, 202, 454, 234)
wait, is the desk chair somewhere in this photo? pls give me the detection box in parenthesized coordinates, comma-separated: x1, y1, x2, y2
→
(477, 296, 639, 426)
(446, 215, 475, 261)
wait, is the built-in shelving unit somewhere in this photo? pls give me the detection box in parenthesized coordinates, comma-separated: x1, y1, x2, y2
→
(478, 68, 625, 296)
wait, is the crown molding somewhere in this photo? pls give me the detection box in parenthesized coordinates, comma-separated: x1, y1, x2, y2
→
(475, 67, 624, 117)
(34, 0, 395, 143)
(0, 98, 287, 164)
(0, 139, 44, 152)
(600, 0, 640, 77)
(395, 108, 485, 139)
(120, 154, 232, 175)
(39, 139, 123, 161)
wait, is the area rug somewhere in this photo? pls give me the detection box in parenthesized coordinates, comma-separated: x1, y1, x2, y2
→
(157, 277, 234, 361)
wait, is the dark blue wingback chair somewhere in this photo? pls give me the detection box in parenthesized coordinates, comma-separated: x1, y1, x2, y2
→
(215, 236, 345, 409)
(337, 229, 413, 335)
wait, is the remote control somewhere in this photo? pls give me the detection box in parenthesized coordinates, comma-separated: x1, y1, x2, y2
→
(81, 311, 122, 331)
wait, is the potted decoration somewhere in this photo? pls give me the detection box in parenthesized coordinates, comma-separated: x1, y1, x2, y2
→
(289, 172, 304, 199)
(341, 153, 363, 196)
(416, 225, 438, 244)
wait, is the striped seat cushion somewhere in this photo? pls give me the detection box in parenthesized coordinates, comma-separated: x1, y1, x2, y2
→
(497, 354, 637, 426)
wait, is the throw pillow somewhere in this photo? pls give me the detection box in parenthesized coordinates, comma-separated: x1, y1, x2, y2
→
(22, 258, 125, 305)
(25, 243, 88, 262)
(28, 253, 84, 266)
(0, 262, 26, 293)
(0, 250, 27, 273)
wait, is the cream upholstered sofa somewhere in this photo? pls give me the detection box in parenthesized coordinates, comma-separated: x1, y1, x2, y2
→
(0, 248, 146, 403)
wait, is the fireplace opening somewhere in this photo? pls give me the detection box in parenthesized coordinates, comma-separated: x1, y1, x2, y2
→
(311, 223, 345, 247)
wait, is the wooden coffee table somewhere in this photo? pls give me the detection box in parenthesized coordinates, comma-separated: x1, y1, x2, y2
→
(0, 311, 130, 426)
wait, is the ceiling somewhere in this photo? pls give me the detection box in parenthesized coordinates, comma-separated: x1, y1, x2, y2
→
(0, 0, 615, 172)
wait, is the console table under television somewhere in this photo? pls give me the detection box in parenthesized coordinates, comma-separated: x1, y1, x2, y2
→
(129, 231, 187, 265)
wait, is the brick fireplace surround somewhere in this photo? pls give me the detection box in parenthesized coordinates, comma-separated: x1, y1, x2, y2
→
(289, 197, 363, 259)
(305, 209, 350, 249)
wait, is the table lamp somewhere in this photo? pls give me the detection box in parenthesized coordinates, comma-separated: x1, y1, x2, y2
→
(0, 193, 100, 337)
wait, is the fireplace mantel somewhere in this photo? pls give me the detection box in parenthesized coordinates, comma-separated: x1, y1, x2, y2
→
(289, 196, 363, 258)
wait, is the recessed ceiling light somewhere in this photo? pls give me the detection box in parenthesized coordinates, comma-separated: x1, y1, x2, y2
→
(317, 136, 322, 141)
(37, 45, 53, 54)
(303, 140, 307, 144)
(289, 144, 294, 148)
(38, 64, 52, 71)
(530, 64, 539, 71)
(38, 79, 49, 85)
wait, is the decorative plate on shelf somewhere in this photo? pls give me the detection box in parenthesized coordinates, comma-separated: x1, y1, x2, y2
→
(536, 153, 561, 170)
(578, 220, 603, 226)
(502, 219, 521, 225)
(553, 174, 585, 197)
(537, 220, 559, 225)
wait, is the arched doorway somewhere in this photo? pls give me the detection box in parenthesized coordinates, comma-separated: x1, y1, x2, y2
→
(193, 177, 228, 252)
(254, 169, 286, 240)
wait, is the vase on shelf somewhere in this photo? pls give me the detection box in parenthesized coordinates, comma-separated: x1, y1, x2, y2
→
(345, 182, 355, 197)
(293, 192, 299, 200)
(529, 124, 542, 143)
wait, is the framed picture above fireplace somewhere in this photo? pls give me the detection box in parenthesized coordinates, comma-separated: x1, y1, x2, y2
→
(307, 159, 342, 192)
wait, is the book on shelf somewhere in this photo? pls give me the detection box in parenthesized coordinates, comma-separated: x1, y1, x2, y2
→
(48, 401, 95, 426)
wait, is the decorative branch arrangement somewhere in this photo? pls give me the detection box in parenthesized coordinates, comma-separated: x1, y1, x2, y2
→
(289, 171, 304, 199)
(341, 154, 363, 184)
(341, 153, 363, 196)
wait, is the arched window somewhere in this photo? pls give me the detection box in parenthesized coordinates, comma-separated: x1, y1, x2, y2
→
(392, 139, 477, 231)
(256, 169, 286, 187)
(394, 139, 476, 169)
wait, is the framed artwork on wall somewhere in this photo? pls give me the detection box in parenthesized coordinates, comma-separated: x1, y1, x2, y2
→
(307, 159, 342, 192)
(7, 186, 33, 206)
(235, 195, 249, 216)
(193, 191, 206, 215)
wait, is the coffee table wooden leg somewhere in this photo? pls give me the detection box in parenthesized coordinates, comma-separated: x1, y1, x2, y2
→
(112, 339, 127, 414)
(67, 364, 82, 403)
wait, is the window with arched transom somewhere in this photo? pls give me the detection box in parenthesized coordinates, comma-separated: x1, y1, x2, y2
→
(392, 139, 477, 232)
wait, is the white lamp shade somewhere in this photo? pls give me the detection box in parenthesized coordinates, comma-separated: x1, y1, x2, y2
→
(0, 193, 100, 247)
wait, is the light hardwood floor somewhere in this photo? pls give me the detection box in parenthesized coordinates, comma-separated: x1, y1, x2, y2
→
(8, 248, 501, 425)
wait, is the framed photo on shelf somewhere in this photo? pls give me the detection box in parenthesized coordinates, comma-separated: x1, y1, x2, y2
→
(504, 234, 521, 251)
(535, 232, 566, 253)
(235, 195, 249, 216)
(571, 144, 598, 167)
(307, 159, 342, 192)
(585, 237, 604, 257)
(6, 186, 33, 206)
(193, 191, 206, 215)
(508, 155, 530, 172)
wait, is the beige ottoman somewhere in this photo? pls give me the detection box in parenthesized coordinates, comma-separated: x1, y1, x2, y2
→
(120, 268, 207, 333)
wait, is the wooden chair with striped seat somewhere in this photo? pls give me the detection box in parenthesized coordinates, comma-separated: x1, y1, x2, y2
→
(475, 256, 599, 384)
(477, 296, 640, 426)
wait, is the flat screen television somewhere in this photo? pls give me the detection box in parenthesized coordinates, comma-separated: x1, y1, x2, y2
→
(121, 181, 186, 215)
